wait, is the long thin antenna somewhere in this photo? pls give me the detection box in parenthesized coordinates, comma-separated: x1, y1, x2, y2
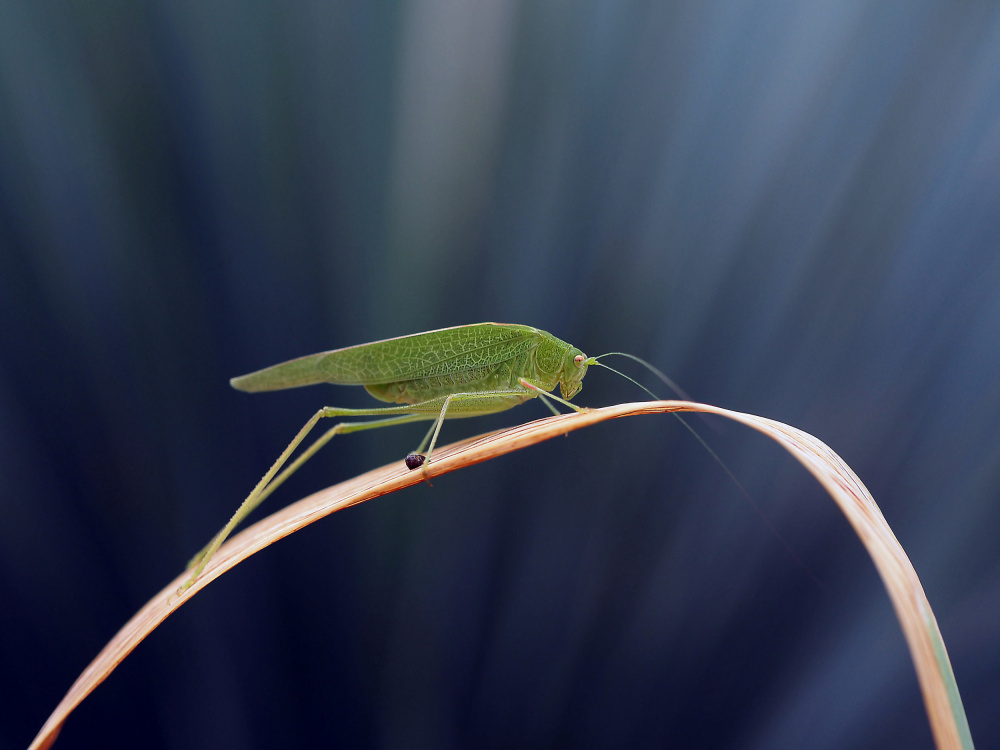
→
(587, 360, 660, 401)
(592, 351, 692, 401)
(589, 354, 824, 589)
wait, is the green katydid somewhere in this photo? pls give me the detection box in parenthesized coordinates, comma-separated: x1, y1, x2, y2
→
(183, 323, 675, 588)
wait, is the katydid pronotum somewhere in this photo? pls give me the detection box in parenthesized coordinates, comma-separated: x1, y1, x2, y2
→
(183, 323, 678, 589)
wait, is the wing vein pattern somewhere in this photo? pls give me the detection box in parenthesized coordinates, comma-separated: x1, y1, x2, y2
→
(318, 323, 539, 384)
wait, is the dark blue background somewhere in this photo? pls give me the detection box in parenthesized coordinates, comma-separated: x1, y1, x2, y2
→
(3, 2, 998, 748)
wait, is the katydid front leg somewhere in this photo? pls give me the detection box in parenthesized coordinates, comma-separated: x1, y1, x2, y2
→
(518, 377, 589, 413)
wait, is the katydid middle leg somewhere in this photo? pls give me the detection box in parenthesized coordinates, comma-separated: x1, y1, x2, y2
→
(403, 394, 455, 474)
(400, 386, 543, 473)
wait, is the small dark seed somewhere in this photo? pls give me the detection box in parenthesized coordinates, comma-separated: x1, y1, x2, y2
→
(405, 453, 426, 470)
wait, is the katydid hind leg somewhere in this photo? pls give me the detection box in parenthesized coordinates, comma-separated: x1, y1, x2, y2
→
(243, 413, 432, 522)
(181, 408, 431, 591)
(184, 387, 538, 589)
(182, 407, 328, 589)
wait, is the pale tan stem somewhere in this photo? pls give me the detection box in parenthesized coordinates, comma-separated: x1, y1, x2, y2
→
(29, 402, 972, 750)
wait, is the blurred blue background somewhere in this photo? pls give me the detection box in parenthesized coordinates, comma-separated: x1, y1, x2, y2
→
(3, 1, 999, 748)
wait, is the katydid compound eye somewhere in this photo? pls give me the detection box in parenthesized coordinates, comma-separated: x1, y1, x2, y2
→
(574, 355, 585, 366)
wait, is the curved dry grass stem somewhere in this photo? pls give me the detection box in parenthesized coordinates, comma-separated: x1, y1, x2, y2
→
(29, 402, 973, 750)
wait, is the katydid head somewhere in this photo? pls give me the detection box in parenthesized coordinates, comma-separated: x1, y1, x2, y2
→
(558, 347, 591, 399)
